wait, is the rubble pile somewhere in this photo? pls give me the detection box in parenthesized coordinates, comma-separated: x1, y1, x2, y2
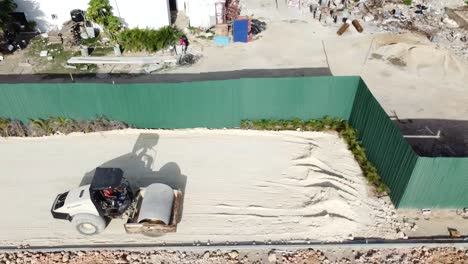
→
(362, 0, 468, 59)
(0, 247, 466, 264)
(286, 247, 468, 263)
(278, 0, 468, 58)
(0, 250, 239, 264)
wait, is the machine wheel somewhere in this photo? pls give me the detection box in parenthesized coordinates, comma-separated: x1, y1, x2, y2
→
(71, 214, 106, 235)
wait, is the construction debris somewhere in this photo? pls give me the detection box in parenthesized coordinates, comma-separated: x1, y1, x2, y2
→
(448, 227, 461, 237)
(0, 247, 466, 264)
(352, 19, 364, 32)
(446, 6, 468, 29)
(337, 21, 351, 35)
(250, 19, 267, 35)
(292, 0, 468, 58)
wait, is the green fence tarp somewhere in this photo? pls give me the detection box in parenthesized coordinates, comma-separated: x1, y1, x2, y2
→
(0, 76, 359, 128)
(349, 79, 419, 206)
(400, 157, 468, 208)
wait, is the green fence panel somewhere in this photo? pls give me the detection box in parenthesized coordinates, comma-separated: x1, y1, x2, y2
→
(349, 79, 419, 206)
(399, 157, 468, 208)
(237, 77, 358, 120)
(0, 76, 359, 128)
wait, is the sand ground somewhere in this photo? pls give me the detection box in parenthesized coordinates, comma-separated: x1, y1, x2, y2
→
(0, 129, 400, 247)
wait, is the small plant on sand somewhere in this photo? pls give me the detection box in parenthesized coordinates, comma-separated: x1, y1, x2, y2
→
(29, 118, 55, 136)
(403, 0, 412, 5)
(0, 118, 10, 136)
(49, 117, 76, 134)
(118, 26, 184, 53)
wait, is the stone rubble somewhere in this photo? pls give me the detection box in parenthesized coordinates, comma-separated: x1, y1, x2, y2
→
(279, 0, 468, 59)
(0, 247, 466, 263)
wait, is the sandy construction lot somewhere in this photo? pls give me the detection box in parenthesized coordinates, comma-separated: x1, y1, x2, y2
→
(0, 129, 399, 246)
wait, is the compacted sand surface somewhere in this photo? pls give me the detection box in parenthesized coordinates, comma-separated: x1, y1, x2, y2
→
(0, 129, 399, 246)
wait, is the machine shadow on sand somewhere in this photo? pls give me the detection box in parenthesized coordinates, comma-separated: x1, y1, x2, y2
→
(79, 133, 188, 224)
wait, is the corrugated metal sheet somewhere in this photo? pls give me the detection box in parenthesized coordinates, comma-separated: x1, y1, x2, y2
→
(400, 157, 468, 208)
(0, 76, 359, 128)
(349, 79, 419, 206)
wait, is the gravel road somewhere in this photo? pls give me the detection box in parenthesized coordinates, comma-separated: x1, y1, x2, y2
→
(1, 246, 466, 263)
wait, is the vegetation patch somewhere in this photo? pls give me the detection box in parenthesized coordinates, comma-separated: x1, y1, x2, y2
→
(403, 0, 412, 6)
(118, 27, 184, 52)
(240, 117, 388, 193)
(0, 116, 129, 137)
(0, 0, 16, 31)
(26, 37, 97, 74)
(87, 0, 122, 40)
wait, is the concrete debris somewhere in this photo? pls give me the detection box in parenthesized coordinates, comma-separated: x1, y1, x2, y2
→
(422, 209, 432, 219)
(443, 17, 459, 28)
(0, 248, 457, 264)
(178, 54, 200, 66)
(268, 251, 277, 263)
(302, 0, 468, 58)
(446, 6, 468, 29)
(64, 64, 77, 69)
(228, 250, 239, 259)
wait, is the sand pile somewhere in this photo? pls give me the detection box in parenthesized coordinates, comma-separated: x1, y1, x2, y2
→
(370, 34, 467, 82)
(0, 129, 401, 246)
(325, 33, 468, 119)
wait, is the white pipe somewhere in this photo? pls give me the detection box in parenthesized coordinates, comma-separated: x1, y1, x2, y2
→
(403, 131, 441, 139)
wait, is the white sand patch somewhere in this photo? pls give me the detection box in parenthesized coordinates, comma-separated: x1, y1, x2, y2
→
(0, 129, 399, 246)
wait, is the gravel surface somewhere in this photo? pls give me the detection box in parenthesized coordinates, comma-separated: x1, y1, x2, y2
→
(0, 247, 466, 263)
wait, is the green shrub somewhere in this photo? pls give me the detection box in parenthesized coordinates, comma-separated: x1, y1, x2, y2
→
(87, 0, 122, 39)
(118, 27, 183, 52)
(0, 116, 129, 137)
(241, 117, 388, 193)
(403, 0, 412, 5)
(0, 0, 15, 30)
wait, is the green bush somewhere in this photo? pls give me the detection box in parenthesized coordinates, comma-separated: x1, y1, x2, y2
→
(241, 117, 388, 193)
(0, 116, 129, 137)
(0, 0, 15, 30)
(118, 26, 183, 52)
(87, 0, 121, 39)
(403, 0, 412, 5)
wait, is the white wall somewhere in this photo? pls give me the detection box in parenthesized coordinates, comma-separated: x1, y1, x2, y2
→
(184, 0, 225, 28)
(111, 0, 170, 29)
(14, 0, 170, 32)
